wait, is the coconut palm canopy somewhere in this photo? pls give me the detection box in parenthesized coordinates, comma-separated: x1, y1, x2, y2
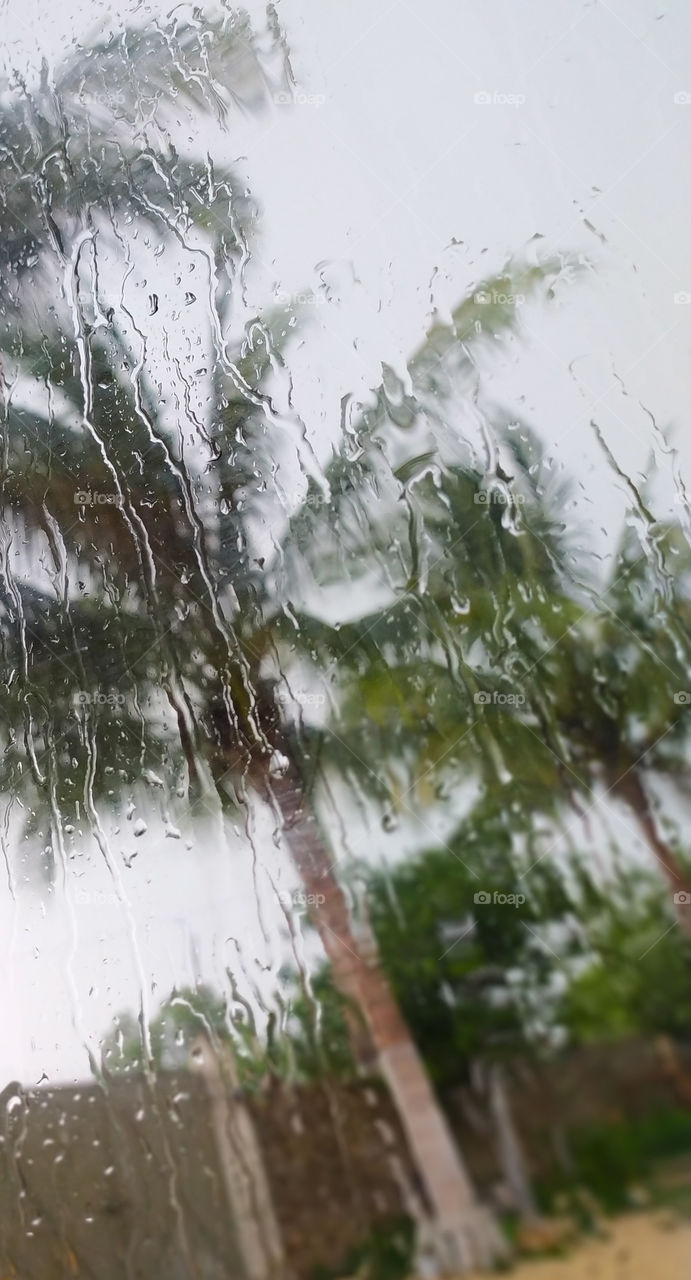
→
(0, 16, 591, 834)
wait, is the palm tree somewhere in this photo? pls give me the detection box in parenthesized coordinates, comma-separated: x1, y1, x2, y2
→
(311, 396, 691, 930)
(542, 522, 691, 922)
(451, 513, 691, 929)
(0, 18, 584, 1272)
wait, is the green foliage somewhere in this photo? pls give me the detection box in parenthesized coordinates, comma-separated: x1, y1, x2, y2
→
(542, 1110, 691, 1212)
(310, 1216, 414, 1280)
(279, 969, 358, 1082)
(283, 827, 691, 1096)
(364, 822, 578, 1088)
(102, 973, 357, 1089)
(229, 969, 358, 1090)
(102, 984, 230, 1074)
(560, 882, 691, 1045)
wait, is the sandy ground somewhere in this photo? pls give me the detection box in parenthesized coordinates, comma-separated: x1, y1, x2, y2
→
(484, 1212, 691, 1280)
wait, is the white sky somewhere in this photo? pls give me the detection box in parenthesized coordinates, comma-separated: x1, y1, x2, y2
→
(0, 0, 689, 1082)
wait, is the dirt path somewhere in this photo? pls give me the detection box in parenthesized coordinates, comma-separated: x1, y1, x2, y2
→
(484, 1212, 691, 1280)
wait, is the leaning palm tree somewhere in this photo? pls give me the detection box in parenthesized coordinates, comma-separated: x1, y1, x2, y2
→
(310, 392, 691, 931)
(2, 325, 528, 1271)
(509, 517, 691, 926)
(0, 17, 582, 1272)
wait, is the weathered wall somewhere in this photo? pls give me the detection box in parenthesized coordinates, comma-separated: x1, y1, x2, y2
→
(0, 1073, 414, 1280)
(446, 1037, 691, 1193)
(1, 1038, 690, 1279)
(0, 1074, 248, 1280)
(248, 1079, 413, 1277)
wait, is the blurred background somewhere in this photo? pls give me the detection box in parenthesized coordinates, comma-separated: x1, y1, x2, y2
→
(0, 1, 690, 1276)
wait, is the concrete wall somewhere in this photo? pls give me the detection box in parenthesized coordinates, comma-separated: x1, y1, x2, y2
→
(248, 1079, 414, 1277)
(1, 1038, 690, 1279)
(446, 1037, 691, 1193)
(0, 1074, 249, 1280)
(0, 1073, 413, 1280)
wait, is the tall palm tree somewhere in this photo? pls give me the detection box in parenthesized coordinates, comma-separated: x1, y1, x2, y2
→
(1, 327, 524, 1271)
(0, 18, 584, 1272)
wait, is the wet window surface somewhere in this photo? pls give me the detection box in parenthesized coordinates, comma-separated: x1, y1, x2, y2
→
(0, 3, 690, 1278)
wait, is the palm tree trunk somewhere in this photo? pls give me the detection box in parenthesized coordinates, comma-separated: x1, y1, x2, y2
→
(265, 764, 506, 1274)
(487, 1063, 538, 1224)
(190, 1033, 285, 1280)
(613, 768, 691, 936)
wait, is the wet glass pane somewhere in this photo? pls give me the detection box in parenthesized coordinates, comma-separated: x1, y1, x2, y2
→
(1, 1, 690, 1277)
